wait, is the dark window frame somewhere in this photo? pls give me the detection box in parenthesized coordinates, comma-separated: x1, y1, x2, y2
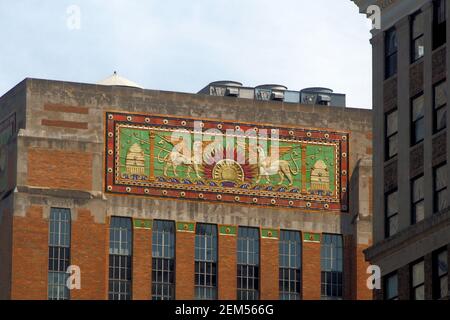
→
(279, 230, 302, 300)
(433, 247, 449, 299)
(48, 208, 71, 301)
(108, 216, 133, 301)
(385, 109, 399, 160)
(384, 272, 399, 300)
(385, 189, 399, 238)
(152, 220, 176, 300)
(411, 259, 425, 300)
(195, 223, 218, 300)
(411, 93, 425, 145)
(433, 0, 447, 50)
(237, 227, 260, 300)
(433, 80, 447, 133)
(411, 11, 425, 63)
(320, 234, 343, 300)
(433, 162, 448, 213)
(411, 175, 425, 224)
(385, 27, 398, 79)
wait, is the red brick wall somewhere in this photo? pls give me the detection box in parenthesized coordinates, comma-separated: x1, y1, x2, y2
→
(132, 225, 152, 300)
(302, 239, 321, 300)
(260, 238, 279, 300)
(11, 206, 48, 300)
(0, 207, 13, 300)
(28, 149, 92, 191)
(218, 234, 237, 300)
(343, 235, 355, 299)
(71, 209, 108, 300)
(356, 244, 372, 300)
(175, 231, 195, 299)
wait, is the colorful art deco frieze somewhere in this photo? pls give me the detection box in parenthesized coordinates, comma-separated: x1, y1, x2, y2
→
(105, 112, 349, 211)
(0, 113, 16, 196)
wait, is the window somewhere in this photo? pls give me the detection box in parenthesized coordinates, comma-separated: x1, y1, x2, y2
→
(385, 109, 398, 160)
(108, 217, 132, 300)
(434, 81, 447, 133)
(48, 208, 71, 300)
(385, 28, 398, 79)
(152, 220, 175, 300)
(279, 231, 302, 300)
(411, 11, 425, 62)
(385, 190, 399, 238)
(411, 175, 425, 224)
(237, 227, 260, 300)
(321, 234, 343, 300)
(411, 260, 425, 300)
(384, 273, 399, 300)
(433, 0, 447, 49)
(411, 94, 425, 145)
(433, 248, 448, 299)
(434, 163, 448, 213)
(195, 224, 217, 300)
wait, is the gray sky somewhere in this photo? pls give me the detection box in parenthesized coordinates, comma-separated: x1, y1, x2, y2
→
(0, 0, 372, 108)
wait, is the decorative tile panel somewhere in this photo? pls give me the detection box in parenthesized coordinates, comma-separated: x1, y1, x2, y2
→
(105, 112, 349, 211)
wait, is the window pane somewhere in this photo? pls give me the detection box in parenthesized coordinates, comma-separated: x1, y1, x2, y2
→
(108, 217, 132, 301)
(321, 234, 343, 299)
(413, 176, 424, 202)
(436, 105, 447, 133)
(388, 215, 399, 236)
(435, 82, 447, 108)
(386, 110, 398, 136)
(386, 28, 397, 55)
(413, 201, 425, 223)
(412, 261, 425, 287)
(387, 191, 398, 217)
(279, 231, 301, 300)
(195, 224, 218, 300)
(413, 37, 425, 61)
(413, 95, 425, 121)
(388, 134, 398, 158)
(414, 285, 425, 300)
(412, 12, 424, 39)
(437, 190, 448, 211)
(48, 208, 71, 300)
(435, 164, 447, 191)
(237, 227, 260, 300)
(414, 118, 425, 144)
(385, 274, 398, 300)
(438, 250, 448, 276)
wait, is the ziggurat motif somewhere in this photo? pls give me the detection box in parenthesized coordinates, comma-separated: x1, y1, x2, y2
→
(105, 112, 349, 211)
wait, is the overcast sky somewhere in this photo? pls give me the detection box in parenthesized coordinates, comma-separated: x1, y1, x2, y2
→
(0, 0, 372, 108)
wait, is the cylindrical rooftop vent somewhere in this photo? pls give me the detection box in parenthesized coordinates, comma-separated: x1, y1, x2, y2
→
(209, 81, 243, 87)
(255, 84, 288, 91)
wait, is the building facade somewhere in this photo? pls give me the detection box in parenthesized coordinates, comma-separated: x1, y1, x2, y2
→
(352, 0, 450, 300)
(0, 77, 372, 300)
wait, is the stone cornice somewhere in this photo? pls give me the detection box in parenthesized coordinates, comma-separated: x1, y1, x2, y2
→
(352, 0, 397, 13)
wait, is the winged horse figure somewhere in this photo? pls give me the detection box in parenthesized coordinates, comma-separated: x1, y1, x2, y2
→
(254, 145, 300, 186)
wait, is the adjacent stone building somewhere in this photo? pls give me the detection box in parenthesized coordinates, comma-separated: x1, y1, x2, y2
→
(352, 0, 450, 300)
(0, 76, 372, 300)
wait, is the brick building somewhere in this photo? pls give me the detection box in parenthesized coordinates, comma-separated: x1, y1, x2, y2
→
(0, 76, 372, 300)
(352, 0, 450, 300)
